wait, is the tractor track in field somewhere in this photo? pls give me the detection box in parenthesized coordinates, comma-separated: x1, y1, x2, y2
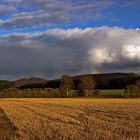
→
(11, 102, 82, 125)
(10, 100, 140, 139)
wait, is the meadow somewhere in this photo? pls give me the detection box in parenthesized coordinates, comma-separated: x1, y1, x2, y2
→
(0, 98, 140, 140)
(98, 89, 124, 95)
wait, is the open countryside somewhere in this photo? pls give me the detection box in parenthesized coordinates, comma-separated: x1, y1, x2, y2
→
(0, 98, 140, 140)
(0, 0, 140, 139)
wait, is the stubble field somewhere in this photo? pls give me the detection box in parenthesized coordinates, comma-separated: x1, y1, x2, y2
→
(0, 98, 140, 140)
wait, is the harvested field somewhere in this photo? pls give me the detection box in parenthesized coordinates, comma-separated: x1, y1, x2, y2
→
(0, 98, 140, 140)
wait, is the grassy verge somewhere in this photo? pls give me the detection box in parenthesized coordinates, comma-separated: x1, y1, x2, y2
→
(98, 89, 124, 95)
(94, 89, 125, 98)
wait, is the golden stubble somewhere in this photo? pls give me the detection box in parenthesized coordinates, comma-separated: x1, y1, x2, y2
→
(0, 98, 140, 140)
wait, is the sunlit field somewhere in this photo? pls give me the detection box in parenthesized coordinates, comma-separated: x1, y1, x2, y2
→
(0, 98, 140, 140)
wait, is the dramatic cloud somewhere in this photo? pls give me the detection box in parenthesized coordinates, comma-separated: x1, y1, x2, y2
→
(122, 45, 140, 60)
(0, 27, 140, 80)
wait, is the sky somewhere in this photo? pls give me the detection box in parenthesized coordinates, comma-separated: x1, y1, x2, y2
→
(0, 0, 140, 80)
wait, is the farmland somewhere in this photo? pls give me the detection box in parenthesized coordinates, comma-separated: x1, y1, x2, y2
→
(98, 89, 124, 95)
(0, 98, 140, 140)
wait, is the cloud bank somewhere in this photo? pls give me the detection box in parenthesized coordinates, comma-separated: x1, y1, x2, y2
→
(0, 27, 140, 80)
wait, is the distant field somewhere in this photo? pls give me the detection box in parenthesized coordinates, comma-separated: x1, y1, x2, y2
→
(0, 98, 140, 140)
(83, 89, 125, 97)
(98, 89, 124, 95)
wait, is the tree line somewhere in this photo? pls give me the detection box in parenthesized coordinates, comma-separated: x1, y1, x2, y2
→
(59, 75, 96, 97)
(0, 74, 140, 98)
(59, 75, 140, 98)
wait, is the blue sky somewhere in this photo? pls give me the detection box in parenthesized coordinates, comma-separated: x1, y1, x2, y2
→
(0, 0, 140, 80)
(0, 0, 140, 35)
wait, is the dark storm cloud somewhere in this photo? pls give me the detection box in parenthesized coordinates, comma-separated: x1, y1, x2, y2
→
(0, 27, 140, 80)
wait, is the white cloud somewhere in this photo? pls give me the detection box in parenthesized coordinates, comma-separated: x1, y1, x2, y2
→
(89, 47, 117, 64)
(122, 45, 140, 60)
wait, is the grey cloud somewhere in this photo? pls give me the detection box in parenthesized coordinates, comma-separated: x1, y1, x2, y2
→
(0, 27, 140, 80)
(1, 11, 68, 29)
(0, 4, 16, 16)
(0, 0, 115, 29)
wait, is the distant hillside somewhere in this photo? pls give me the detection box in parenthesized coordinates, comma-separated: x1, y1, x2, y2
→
(46, 73, 140, 89)
(0, 80, 13, 91)
(12, 73, 140, 90)
(14, 77, 47, 89)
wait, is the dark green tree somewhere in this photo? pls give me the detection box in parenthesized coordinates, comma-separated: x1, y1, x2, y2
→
(59, 75, 74, 97)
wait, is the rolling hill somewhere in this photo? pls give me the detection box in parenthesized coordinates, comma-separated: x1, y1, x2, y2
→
(15, 73, 140, 90)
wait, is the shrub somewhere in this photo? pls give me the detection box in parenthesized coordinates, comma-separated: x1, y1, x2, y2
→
(0, 88, 62, 98)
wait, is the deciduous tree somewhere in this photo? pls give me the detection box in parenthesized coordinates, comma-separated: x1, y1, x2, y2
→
(78, 75, 96, 96)
(59, 75, 74, 97)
